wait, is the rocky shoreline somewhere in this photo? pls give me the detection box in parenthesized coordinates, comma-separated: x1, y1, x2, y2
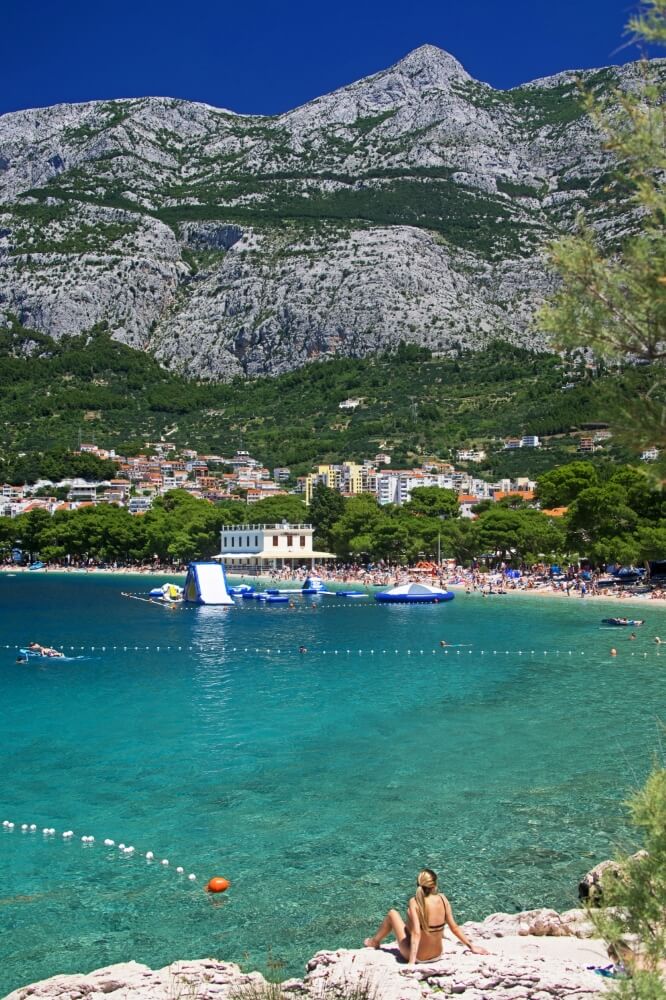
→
(5, 908, 612, 1000)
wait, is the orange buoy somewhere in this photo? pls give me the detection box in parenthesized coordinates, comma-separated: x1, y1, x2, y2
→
(207, 876, 230, 893)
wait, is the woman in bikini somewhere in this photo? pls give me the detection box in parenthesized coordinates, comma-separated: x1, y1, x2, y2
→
(364, 868, 489, 964)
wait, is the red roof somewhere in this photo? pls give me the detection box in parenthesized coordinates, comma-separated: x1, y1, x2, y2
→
(494, 490, 535, 501)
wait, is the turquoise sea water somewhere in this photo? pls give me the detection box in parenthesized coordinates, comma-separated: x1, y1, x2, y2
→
(1, 573, 665, 996)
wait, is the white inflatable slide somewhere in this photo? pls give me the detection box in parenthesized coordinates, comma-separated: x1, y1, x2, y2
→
(183, 561, 235, 605)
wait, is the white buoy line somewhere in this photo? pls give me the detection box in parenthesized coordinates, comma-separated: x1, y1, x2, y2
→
(6, 642, 660, 657)
(1, 820, 196, 881)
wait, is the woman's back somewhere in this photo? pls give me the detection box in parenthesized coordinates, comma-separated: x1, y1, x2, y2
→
(425, 893, 447, 932)
(409, 892, 447, 960)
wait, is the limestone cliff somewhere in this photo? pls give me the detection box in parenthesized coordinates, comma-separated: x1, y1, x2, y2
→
(0, 47, 660, 378)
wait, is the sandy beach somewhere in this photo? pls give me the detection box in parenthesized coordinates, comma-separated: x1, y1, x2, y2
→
(2, 562, 665, 609)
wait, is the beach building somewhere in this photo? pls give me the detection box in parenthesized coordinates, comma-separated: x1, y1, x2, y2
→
(216, 523, 335, 571)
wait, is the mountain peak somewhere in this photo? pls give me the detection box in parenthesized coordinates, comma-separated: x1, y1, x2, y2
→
(389, 44, 472, 85)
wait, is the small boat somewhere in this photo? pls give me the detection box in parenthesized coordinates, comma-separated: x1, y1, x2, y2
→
(601, 617, 645, 627)
(28, 561, 45, 571)
(375, 583, 455, 604)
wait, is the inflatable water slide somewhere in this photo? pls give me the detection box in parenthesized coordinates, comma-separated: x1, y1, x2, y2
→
(183, 562, 235, 605)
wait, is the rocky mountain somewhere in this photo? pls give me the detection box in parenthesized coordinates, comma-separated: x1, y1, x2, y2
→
(0, 46, 657, 378)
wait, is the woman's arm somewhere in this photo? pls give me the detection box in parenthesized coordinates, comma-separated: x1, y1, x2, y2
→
(443, 897, 489, 955)
(406, 899, 421, 965)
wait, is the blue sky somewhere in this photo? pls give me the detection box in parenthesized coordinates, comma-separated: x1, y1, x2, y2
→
(1, 0, 655, 117)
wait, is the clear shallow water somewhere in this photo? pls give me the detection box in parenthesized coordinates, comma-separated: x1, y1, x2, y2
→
(0, 573, 665, 995)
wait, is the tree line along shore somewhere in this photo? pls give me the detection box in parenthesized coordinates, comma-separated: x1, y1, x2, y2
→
(1, 459, 663, 572)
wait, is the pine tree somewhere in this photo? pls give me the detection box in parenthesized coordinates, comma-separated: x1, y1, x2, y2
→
(538, 0, 666, 452)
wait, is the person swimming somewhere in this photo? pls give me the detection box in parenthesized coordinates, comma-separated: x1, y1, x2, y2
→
(28, 642, 64, 658)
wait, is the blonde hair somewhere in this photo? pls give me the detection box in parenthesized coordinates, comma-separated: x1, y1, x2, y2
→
(415, 868, 438, 932)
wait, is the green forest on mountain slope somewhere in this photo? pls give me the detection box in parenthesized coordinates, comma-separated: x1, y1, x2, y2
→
(0, 320, 654, 482)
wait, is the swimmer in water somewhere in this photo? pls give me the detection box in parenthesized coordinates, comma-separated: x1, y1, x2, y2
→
(439, 640, 448, 647)
(298, 645, 308, 654)
(28, 642, 64, 658)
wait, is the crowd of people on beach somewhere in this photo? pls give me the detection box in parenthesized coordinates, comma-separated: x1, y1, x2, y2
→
(3, 557, 665, 601)
(271, 561, 666, 601)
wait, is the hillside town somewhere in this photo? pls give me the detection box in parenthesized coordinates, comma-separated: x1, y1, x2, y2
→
(0, 441, 549, 520)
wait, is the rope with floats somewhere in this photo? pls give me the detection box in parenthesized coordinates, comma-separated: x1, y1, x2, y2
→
(6, 643, 660, 658)
(1, 820, 198, 881)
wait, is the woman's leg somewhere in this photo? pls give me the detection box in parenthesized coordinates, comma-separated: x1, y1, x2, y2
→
(364, 909, 408, 953)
